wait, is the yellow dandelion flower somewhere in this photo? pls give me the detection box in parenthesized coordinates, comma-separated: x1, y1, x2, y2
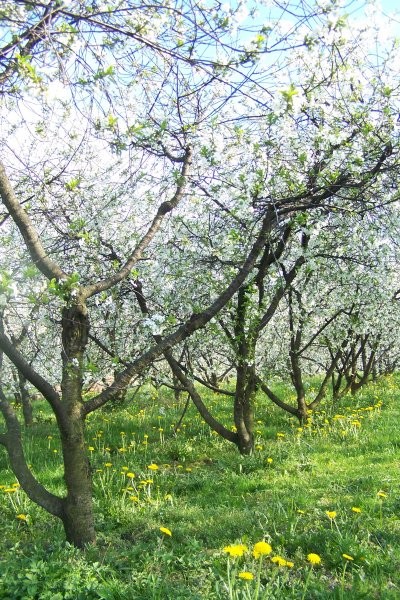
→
(159, 526, 172, 536)
(88, 446, 95, 451)
(16, 514, 28, 521)
(307, 553, 321, 565)
(266, 458, 273, 464)
(351, 507, 362, 513)
(285, 560, 294, 568)
(223, 544, 248, 557)
(238, 571, 254, 580)
(297, 509, 305, 514)
(104, 462, 112, 467)
(377, 490, 387, 498)
(121, 466, 129, 471)
(342, 554, 354, 561)
(126, 472, 135, 478)
(276, 432, 285, 438)
(129, 496, 139, 502)
(326, 510, 337, 519)
(148, 463, 159, 471)
(271, 556, 288, 566)
(253, 541, 272, 558)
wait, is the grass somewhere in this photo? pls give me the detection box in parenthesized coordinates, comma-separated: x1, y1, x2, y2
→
(0, 375, 399, 599)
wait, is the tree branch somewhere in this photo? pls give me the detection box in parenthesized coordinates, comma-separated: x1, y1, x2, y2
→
(81, 146, 192, 299)
(0, 162, 67, 281)
(0, 330, 61, 411)
(83, 209, 276, 413)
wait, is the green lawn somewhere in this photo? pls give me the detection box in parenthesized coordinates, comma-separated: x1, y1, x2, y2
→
(0, 376, 399, 599)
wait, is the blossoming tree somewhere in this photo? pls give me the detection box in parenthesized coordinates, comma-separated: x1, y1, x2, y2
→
(0, 0, 400, 545)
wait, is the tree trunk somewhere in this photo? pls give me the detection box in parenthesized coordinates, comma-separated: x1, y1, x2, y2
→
(234, 364, 255, 455)
(19, 371, 33, 427)
(59, 304, 95, 547)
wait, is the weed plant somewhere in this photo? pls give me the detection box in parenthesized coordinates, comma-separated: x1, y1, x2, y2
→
(0, 375, 399, 598)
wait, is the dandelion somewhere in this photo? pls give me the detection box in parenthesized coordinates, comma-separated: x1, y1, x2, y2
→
(342, 554, 354, 561)
(16, 514, 28, 522)
(271, 556, 289, 566)
(276, 432, 285, 438)
(351, 507, 362, 513)
(297, 509, 305, 514)
(266, 457, 273, 464)
(326, 510, 337, 520)
(104, 462, 112, 467)
(377, 490, 387, 498)
(88, 446, 95, 452)
(307, 553, 321, 565)
(238, 571, 254, 580)
(159, 526, 172, 536)
(223, 544, 248, 557)
(253, 541, 272, 558)
(126, 472, 135, 478)
(148, 463, 159, 470)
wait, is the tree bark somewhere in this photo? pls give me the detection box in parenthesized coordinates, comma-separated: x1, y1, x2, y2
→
(234, 363, 256, 455)
(58, 303, 95, 547)
(13, 369, 33, 427)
